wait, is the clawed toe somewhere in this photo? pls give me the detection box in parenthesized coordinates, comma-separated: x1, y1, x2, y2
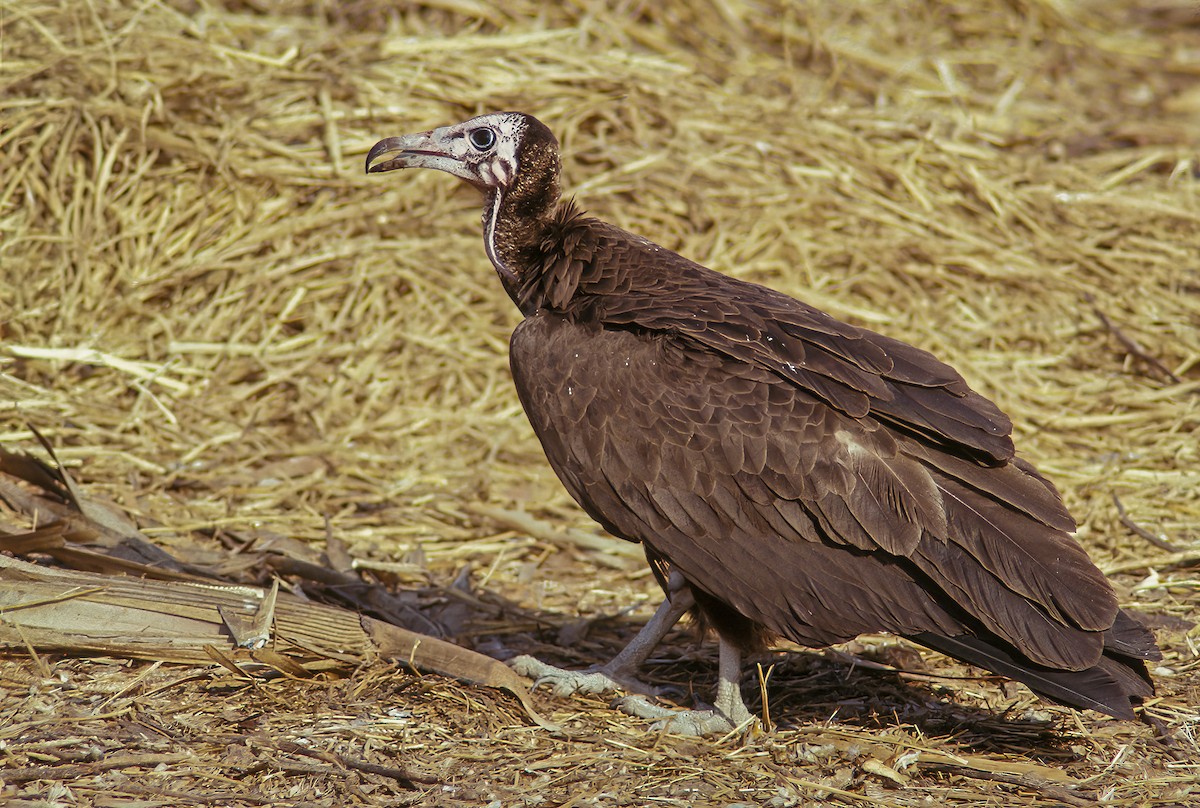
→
(616, 695, 756, 736)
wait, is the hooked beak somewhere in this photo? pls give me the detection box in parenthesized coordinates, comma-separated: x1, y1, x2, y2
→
(365, 129, 483, 187)
(366, 132, 437, 173)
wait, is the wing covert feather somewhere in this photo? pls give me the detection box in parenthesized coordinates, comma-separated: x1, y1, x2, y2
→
(571, 225, 1014, 461)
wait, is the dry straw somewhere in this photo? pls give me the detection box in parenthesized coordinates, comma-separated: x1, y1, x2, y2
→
(2, 1, 1198, 805)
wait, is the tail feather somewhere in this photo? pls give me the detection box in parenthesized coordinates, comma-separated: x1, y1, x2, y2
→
(909, 613, 1156, 720)
(1104, 608, 1162, 661)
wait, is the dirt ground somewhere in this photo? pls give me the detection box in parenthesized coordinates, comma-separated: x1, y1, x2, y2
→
(2, 1, 1199, 806)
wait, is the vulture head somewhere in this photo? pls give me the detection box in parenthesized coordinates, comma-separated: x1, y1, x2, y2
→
(366, 112, 561, 209)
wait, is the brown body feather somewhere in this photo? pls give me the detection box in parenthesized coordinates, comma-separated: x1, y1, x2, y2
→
(508, 205, 1157, 718)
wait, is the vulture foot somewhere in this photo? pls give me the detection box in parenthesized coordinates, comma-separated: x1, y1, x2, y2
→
(617, 694, 756, 736)
(615, 634, 757, 736)
(511, 579, 696, 701)
(509, 655, 659, 697)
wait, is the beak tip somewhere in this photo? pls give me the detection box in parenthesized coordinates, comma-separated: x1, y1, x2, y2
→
(365, 137, 402, 175)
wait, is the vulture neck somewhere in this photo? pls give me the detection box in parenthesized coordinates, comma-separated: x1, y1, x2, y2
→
(482, 163, 571, 316)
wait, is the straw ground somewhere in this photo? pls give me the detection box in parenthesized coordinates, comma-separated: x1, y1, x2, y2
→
(2, 1, 1198, 805)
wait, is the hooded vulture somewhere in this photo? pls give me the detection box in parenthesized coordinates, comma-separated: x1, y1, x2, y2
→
(366, 112, 1158, 734)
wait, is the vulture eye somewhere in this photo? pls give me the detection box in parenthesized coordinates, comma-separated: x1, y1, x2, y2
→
(468, 128, 497, 151)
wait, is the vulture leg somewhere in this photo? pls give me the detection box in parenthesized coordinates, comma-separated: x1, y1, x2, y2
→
(510, 574, 695, 698)
(617, 634, 755, 736)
